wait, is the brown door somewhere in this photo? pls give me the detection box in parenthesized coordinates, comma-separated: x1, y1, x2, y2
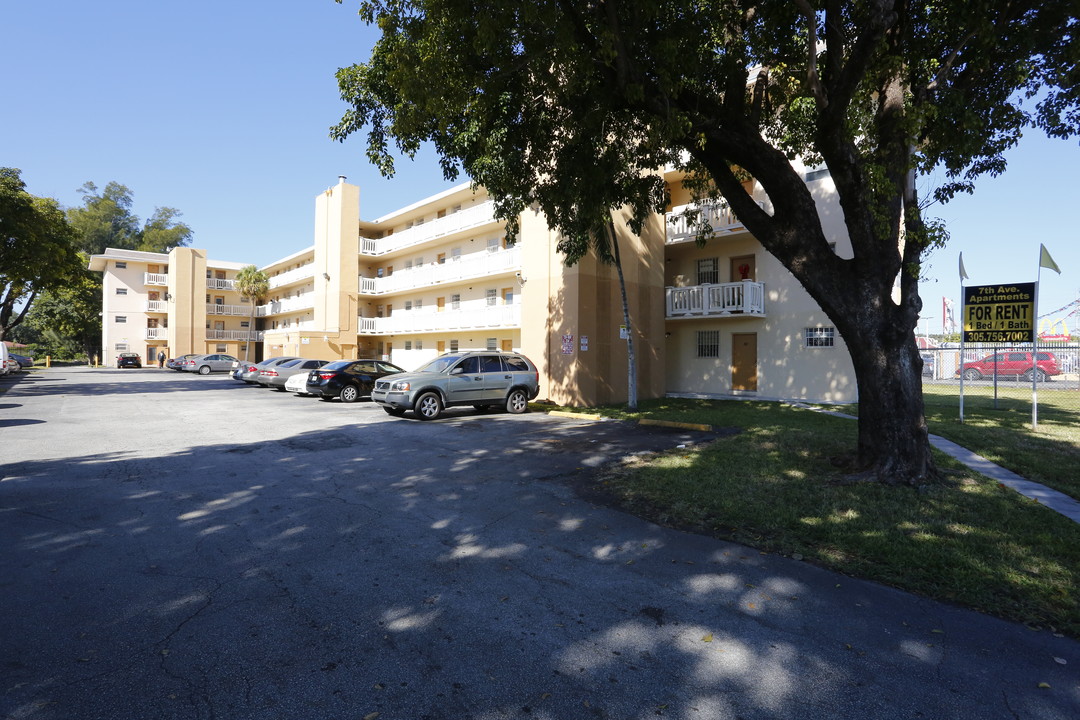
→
(437, 297, 445, 312)
(501, 339, 513, 352)
(730, 255, 756, 281)
(437, 340, 446, 353)
(731, 333, 758, 391)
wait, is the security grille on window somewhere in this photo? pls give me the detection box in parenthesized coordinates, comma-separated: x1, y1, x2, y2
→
(115, 261, 127, 269)
(116, 316, 127, 324)
(450, 340, 459, 352)
(805, 327, 836, 347)
(405, 341, 413, 350)
(116, 288, 127, 295)
(486, 237, 499, 253)
(216, 345, 227, 353)
(451, 294, 461, 310)
(486, 289, 497, 306)
(697, 330, 720, 357)
(696, 258, 719, 285)
(405, 300, 413, 311)
(115, 343, 128, 351)
(414, 299, 422, 310)
(416, 341, 423, 351)
(240, 321, 249, 328)
(487, 338, 497, 351)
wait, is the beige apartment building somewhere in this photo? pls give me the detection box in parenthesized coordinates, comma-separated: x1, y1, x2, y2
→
(91, 167, 857, 405)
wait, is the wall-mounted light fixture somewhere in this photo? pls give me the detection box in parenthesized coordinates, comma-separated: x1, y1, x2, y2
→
(323, 272, 331, 281)
(515, 271, 526, 285)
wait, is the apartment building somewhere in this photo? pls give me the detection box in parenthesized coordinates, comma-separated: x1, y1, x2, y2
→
(91, 167, 858, 405)
(88, 248, 257, 365)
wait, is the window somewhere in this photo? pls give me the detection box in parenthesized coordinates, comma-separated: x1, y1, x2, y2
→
(451, 294, 461, 310)
(437, 253, 446, 264)
(414, 299, 423, 310)
(450, 247, 461, 262)
(115, 343, 128, 351)
(115, 316, 127, 324)
(115, 262, 127, 269)
(216, 345, 227, 353)
(696, 258, 719, 285)
(116, 288, 127, 295)
(405, 259, 413, 270)
(480, 355, 504, 372)
(416, 341, 423, 351)
(450, 340, 459, 352)
(697, 330, 720, 358)
(405, 301, 413, 311)
(416, 256, 423, 266)
(486, 338, 498, 351)
(486, 237, 500, 253)
(804, 167, 831, 182)
(405, 341, 413, 350)
(502, 289, 513, 305)
(486, 289, 497, 306)
(805, 327, 835, 347)
(240, 321, 250, 328)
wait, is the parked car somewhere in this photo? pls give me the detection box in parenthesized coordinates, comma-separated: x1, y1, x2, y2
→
(307, 359, 405, 403)
(284, 371, 316, 396)
(182, 353, 239, 375)
(0, 343, 9, 376)
(233, 356, 300, 383)
(10, 353, 34, 369)
(117, 352, 142, 368)
(167, 353, 199, 371)
(371, 351, 539, 420)
(259, 358, 330, 390)
(2, 356, 18, 375)
(920, 352, 935, 377)
(959, 351, 1060, 382)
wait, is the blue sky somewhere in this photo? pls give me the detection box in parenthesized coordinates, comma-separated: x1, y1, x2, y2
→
(4, 1, 1078, 333)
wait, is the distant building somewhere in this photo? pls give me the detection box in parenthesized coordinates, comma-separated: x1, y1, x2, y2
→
(91, 166, 857, 405)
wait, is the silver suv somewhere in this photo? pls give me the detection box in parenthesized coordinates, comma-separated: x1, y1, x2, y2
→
(371, 351, 540, 420)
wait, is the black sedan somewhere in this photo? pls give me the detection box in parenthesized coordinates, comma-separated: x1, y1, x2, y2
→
(117, 352, 142, 368)
(306, 359, 405, 403)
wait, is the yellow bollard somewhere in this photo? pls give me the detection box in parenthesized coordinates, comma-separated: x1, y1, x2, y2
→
(46, 355, 51, 368)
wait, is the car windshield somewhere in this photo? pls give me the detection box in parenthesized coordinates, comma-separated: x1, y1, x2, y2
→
(415, 355, 463, 374)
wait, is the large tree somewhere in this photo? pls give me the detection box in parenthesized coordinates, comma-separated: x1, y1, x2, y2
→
(0, 168, 81, 341)
(68, 181, 192, 255)
(234, 265, 270, 362)
(13, 257, 103, 360)
(332, 0, 1078, 485)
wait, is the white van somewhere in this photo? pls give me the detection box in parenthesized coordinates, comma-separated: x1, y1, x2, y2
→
(0, 342, 10, 376)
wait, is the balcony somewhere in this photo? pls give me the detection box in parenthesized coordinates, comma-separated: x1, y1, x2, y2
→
(667, 200, 758, 244)
(144, 327, 167, 340)
(360, 201, 500, 256)
(666, 281, 766, 318)
(205, 329, 264, 341)
(206, 278, 236, 291)
(254, 295, 316, 317)
(268, 265, 316, 290)
(360, 246, 521, 295)
(206, 303, 252, 316)
(144, 272, 168, 286)
(358, 303, 520, 335)
(145, 300, 167, 312)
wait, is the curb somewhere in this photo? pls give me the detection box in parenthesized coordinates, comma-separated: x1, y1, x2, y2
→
(546, 409, 604, 421)
(638, 418, 714, 432)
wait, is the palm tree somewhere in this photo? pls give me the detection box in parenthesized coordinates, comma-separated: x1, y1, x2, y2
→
(234, 264, 269, 362)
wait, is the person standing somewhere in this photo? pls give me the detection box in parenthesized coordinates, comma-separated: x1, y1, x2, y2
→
(158, 350, 166, 369)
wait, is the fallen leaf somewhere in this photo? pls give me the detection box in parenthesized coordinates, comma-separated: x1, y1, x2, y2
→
(1038, 682, 1051, 689)
(1053, 657, 1067, 665)
(702, 633, 714, 642)
(747, 603, 757, 610)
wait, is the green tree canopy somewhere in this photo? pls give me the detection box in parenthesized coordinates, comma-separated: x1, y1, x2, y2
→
(0, 168, 81, 341)
(235, 265, 270, 362)
(332, 0, 1079, 485)
(68, 181, 193, 255)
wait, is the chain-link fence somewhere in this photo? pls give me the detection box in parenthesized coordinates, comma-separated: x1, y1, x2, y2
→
(920, 343, 1080, 438)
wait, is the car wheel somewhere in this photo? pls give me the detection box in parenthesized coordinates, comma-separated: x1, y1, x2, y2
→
(414, 392, 443, 420)
(962, 369, 981, 381)
(383, 407, 406, 417)
(339, 384, 360, 403)
(505, 389, 529, 414)
(1024, 369, 1046, 383)
(198, 365, 211, 375)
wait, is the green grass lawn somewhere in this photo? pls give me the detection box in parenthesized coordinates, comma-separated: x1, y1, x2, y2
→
(552, 398, 1080, 636)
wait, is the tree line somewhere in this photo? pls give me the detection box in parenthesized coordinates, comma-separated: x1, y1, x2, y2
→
(1, 168, 192, 359)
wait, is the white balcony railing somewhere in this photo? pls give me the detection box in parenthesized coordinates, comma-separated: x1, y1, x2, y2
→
(206, 278, 236, 290)
(360, 246, 520, 295)
(254, 295, 316, 317)
(358, 303, 520, 335)
(268, 265, 316, 290)
(205, 329, 264, 341)
(144, 327, 167, 340)
(144, 273, 168, 286)
(667, 200, 759, 244)
(360, 201, 500, 256)
(146, 300, 167, 312)
(666, 281, 766, 318)
(206, 303, 252, 316)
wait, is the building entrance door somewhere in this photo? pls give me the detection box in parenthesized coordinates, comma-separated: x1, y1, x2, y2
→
(731, 333, 758, 391)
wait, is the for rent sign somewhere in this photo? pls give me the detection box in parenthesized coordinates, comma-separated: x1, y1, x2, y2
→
(962, 283, 1036, 343)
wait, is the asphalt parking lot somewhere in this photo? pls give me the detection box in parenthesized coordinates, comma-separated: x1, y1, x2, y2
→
(1, 368, 1078, 719)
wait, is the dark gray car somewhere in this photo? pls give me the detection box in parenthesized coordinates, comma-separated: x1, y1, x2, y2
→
(371, 351, 540, 420)
(183, 353, 239, 375)
(233, 356, 300, 384)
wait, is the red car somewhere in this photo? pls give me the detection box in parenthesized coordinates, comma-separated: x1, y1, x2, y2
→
(960, 351, 1060, 382)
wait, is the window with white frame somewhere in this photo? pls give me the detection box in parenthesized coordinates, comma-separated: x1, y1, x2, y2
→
(405, 259, 413, 270)
(116, 288, 127, 295)
(696, 258, 719, 285)
(451, 294, 461, 310)
(115, 343, 128, 351)
(405, 341, 413, 350)
(416, 341, 423, 351)
(115, 261, 127, 269)
(486, 237, 499, 253)
(805, 327, 836, 347)
(697, 330, 720, 357)
(405, 300, 413, 311)
(450, 247, 462, 262)
(486, 338, 497, 351)
(450, 339, 459, 352)
(486, 289, 497, 306)
(115, 316, 127, 324)
(240, 321, 250, 328)
(216, 345, 227, 353)
(414, 298, 422, 310)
